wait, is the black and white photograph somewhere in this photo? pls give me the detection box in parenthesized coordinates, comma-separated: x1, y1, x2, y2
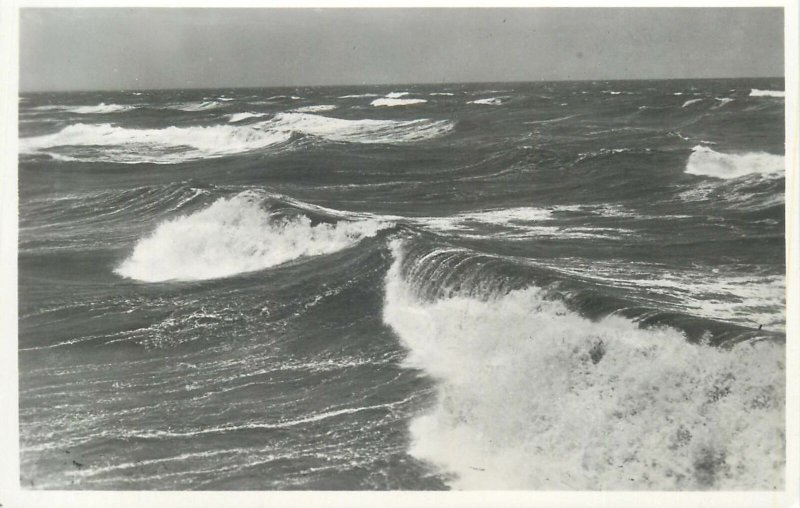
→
(1, 2, 798, 506)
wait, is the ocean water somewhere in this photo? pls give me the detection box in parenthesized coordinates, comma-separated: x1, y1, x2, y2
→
(18, 79, 786, 490)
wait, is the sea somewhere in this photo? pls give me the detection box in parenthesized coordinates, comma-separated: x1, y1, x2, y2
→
(18, 78, 786, 490)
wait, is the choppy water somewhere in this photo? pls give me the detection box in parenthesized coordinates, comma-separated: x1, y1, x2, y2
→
(18, 78, 786, 490)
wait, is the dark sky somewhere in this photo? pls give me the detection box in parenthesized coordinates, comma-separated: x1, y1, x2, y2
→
(19, 8, 785, 92)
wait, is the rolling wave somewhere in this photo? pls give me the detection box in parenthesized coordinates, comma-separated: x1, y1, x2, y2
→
(115, 190, 390, 282)
(227, 112, 268, 123)
(469, 97, 504, 106)
(19, 113, 454, 163)
(686, 146, 784, 179)
(19, 122, 292, 164)
(749, 89, 785, 98)
(371, 98, 428, 107)
(384, 239, 784, 490)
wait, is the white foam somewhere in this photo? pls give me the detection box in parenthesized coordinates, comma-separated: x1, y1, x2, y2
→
(69, 103, 134, 114)
(681, 98, 703, 108)
(270, 112, 451, 143)
(20, 113, 453, 163)
(749, 89, 785, 98)
(174, 100, 222, 112)
(430, 92, 455, 96)
(290, 104, 337, 113)
(338, 93, 380, 99)
(19, 122, 291, 164)
(227, 112, 268, 123)
(115, 191, 389, 282)
(371, 98, 428, 107)
(384, 241, 784, 490)
(385, 92, 410, 98)
(469, 97, 503, 106)
(686, 146, 784, 179)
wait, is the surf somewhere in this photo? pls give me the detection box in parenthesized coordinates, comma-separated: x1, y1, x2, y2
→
(115, 191, 390, 282)
(383, 239, 784, 490)
(685, 146, 784, 179)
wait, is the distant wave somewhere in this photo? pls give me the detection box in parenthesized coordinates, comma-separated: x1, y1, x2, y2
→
(430, 92, 455, 96)
(686, 146, 784, 179)
(469, 97, 503, 106)
(371, 98, 427, 107)
(115, 191, 389, 282)
(749, 89, 785, 98)
(385, 92, 410, 98)
(20, 113, 454, 163)
(69, 103, 135, 114)
(291, 105, 337, 113)
(173, 100, 223, 112)
(338, 93, 380, 99)
(32, 103, 135, 114)
(227, 112, 269, 123)
(271, 112, 452, 143)
(681, 98, 703, 108)
(19, 122, 291, 164)
(384, 239, 784, 489)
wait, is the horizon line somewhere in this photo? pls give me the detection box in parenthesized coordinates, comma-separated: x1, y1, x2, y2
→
(18, 75, 786, 94)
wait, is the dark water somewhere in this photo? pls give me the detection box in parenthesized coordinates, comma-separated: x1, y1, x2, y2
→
(18, 79, 786, 490)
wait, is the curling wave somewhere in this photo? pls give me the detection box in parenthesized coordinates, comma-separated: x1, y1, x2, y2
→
(115, 191, 389, 282)
(686, 146, 784, 179)
(384, 239, 784, 490)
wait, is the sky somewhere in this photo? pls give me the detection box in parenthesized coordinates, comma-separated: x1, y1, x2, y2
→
(19, 7, 785, 92)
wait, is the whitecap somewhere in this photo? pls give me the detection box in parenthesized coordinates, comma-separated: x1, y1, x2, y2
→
(384, 240, 784, 490)
(370, 98, 427, 107)
(290, 104, 337, 113)
(749, 89, 785, 98)
(469, 97, 503, 106)
(686, 145, 784, 179)
(227, 112, 269, 123)
(115, 191, 390, 282)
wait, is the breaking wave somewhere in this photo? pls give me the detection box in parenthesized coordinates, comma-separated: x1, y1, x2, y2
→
(686, 146, 784, 179)
(227, 112, 269, 123)
(19, 113, 455, 163)
(291, 105, 337, 113)
(18, 122, 292, 164)
(749, 89, 785, 98)
(173, 100, 224, 112)
(383, 240, 784, 490)
(469, 97, 504, 106)
(681, 98, 703, 108)
(371, 98, 428, 107)
(115, 191, 389, 282)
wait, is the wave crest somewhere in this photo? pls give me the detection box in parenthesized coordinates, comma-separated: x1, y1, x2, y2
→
(115, 191, 389, 282)
(384, 240, 784, 490)
(20, 113, 454, 163)
(749, 89, 785, 98)
(686, 146, 784, 179)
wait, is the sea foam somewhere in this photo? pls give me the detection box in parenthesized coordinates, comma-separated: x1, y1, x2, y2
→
(115, 191, 388, 282)
(19, 122, 292, 164)
(686, 146, 784, 179)
(749, 89, 785, 98)
(371, 98, 428, 107)
(469, 97, 503, 106)
(19, 113, 454, 163)
(384, 240, 784, 490)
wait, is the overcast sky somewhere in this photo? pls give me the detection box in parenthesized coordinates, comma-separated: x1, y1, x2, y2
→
(20, 8, 784, 92)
